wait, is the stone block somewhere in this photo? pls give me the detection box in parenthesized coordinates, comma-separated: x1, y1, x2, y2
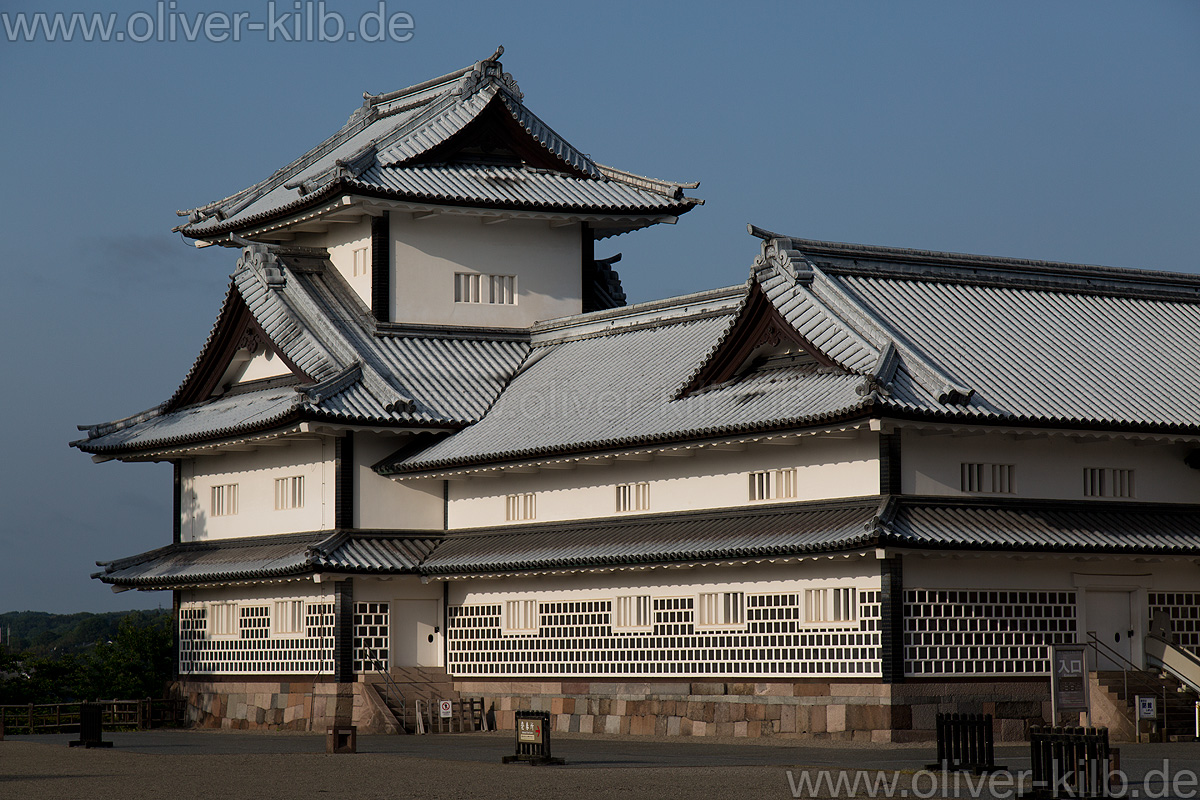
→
(679, 717, 692, 736)
(716, 721, 735, 737)
(692, 682, 725, 696)
(556, 714, 570, 733)
(605, 715, 621, 734)
(612, 700, 626, 717)
(655, 715, 669, 736)
(996, 701, 1042, 719)
(912, 703, 938, 731)
(746, 721, 760, 738)
(755, 683, 793, 697)
(780, 705, 797, 733)
(734, 721, 747, 737)
(579, 714, 593, 734)
(569, 715, 580, 733)
(809, 705, 827, 734)
(871, 729, 892, 743)
(692, 721, 706, 736)
(729, 703, 745, 722)
(745, 703, 765, 721)
(891, 704, 912, 730)
(999, 718, 1026, 742)
(727, 683, 755, 696)
(827, 704, 846, 732)
(794, 683, 832, 697)
(846, 704, 886, 731)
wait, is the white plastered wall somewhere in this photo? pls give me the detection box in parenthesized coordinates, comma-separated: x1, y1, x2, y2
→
(180, 438, 334, 541)
(355, 576, 444, 669)
(354, 433, 444, 530)
(447, 435, 879, 528)
(294, 219, 373, 308)
(902, 429, 1200, 503)
(390, 213, 582, 327)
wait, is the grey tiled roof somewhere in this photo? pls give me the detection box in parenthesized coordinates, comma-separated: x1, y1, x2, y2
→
(75, 244, 529, 455)
(94, 530, 441, 588)
(421, 499, 881, 575)
(177, 53, 698, 239)
(884, 497, 1200, 555)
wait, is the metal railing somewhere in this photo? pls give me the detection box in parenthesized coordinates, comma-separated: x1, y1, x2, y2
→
(413, 697, 487, 734)
(366, 655, 408, 733)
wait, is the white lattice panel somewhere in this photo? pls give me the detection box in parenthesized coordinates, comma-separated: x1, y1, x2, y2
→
(903, 589, 1077, 676)
(1148, 593, 1200, 656)
(353, 602, 390, 673)
(448, 590, 880, 677)
(178, 601, 335, 675)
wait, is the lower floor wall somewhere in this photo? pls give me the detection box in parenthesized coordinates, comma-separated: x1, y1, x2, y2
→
(175, 679, 399, 734)
(453, 678, 1052, 742)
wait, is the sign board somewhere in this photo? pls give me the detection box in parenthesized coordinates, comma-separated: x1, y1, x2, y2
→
(517, 717, 541, 743)
(1137, 695, 1157, 720)
(439, 700, 453, 719)
(1050, 644, 1089, 713)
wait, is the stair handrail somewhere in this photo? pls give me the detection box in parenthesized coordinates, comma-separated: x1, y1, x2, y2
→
(1086, 630, 1137, 711)
(367, 654, 407, 732)
(1145, 633, 1200, 696)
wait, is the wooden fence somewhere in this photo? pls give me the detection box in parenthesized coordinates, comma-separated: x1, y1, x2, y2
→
(0, 699, 185, 735)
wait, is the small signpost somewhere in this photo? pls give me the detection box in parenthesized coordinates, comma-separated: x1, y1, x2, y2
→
(439, 700, 453, 719)
(1050, 644, 1089, 723)
(503, 710, 564, 765)
(1135, 694, 1158, 743)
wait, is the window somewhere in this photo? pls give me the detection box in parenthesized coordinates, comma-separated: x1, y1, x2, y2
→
(504, 599, 538, 634)
(210, 602, 237, 637)
(1084, 468, 1134, 498)
(748, 468, 797, 501)
(615, 482, 650, 513)
(960, 463, 1014, 494)
(455, 272, 517, 304)
(274, 475, 305, 510)
(352, 246, 369, 277)
(806, 587, 856, 623)
(211, 484, 238, 516)
(505, 493, 536, 522)
(239, 605, 270, 639)
(613, 595, 652, 632)
(273, 600, 304, 636)
(697, 592, 745, 629)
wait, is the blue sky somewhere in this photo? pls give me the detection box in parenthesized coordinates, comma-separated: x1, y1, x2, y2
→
(1, 1, 1197, 613)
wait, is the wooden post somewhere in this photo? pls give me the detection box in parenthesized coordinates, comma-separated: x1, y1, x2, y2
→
(28, 703, 34, 734)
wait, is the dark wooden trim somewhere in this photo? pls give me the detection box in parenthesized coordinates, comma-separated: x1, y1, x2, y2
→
(677, 281, 839, 397)
(879, 432, 902, 495)
(172, 590, 181, 682)
(172, 462, 182, 545)
(335, 433, 355, 529)
(175, 674, 341, 684)
(371, 211, 390, 323)
(880, 556, 905, 684)
(333, 580, 354, 683)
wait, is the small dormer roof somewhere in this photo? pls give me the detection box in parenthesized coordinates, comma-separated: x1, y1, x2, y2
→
(176, 48, 701, 241)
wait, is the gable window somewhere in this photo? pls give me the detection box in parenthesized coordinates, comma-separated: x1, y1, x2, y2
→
(696, 592, 745, 630)
(1084, 468, 1134, 498)
(504, 599, 538, 634)
(505, 493, 536, 522)
(613, 595, 652, 632)
(211, 484, 238, 517)
(274, 475, 305, 510)
(806, 587, 856, 624)
(273, 600, 304, 636)
(615, 482, 650, 513)
(209, 602, 237, 637)
(455, 272, 517, 304)
(960, 463, 1014, 494)
(749, 468, 797, 501)
(352, 246, 369, 277)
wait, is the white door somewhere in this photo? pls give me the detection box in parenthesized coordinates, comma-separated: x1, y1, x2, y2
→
(1086, 590, 1134, 669)
(392, 599, 441, 668)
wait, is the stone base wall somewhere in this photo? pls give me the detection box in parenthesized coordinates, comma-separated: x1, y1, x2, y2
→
(174, 679, 399, 734)
(454, 679, 1053, 742)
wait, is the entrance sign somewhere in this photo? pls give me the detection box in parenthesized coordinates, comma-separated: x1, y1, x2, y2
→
(1137, 695, 1157, 720)
(1050, 644, 1089, 715)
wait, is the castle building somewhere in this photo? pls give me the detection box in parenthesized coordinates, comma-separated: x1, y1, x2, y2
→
(73, 50, 1200, 740)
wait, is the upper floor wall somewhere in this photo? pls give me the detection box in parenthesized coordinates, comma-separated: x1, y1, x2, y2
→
(901, 428, 1200, 504)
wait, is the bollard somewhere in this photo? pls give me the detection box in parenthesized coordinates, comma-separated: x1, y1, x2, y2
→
(70, 702, 113, 749)
(326, 725, 357, 754)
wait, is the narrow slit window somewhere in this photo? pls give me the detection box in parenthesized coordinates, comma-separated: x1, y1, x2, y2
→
(613, 595, 652, 632)
(352, 246, 369, 277)
(616, 482, 650, 513)
(806, 588, 857, 623)
(211, 484, 238, 517)
(697, 592, 745, 629)
(1084, 467, 1134, 498)
(749, 469, 797, 501)
(960, 463, 1014, 494)
(455, 273, 516, 304)
(505, 493, 536, 522)
(273, 600, 304, 636)
(274, 475, 304, 510)
(209, 602, 237, 637)
(504, 599, 538, 634)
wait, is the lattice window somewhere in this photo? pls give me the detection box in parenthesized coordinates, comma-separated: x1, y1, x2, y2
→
(613, 595, 652, 633)
(960, 463, 1014, 494)
(352, 246, 368, 277)
(504, 599, 539, 634)
(1084, 468, 1134, 498)
(240, 606, 270, 639)
(210, 602, 237, 637)
(749, 469, 797, 501)
(615, 482, 650, 513)
(903, 589, 1077, 676)
(505, 493, 536, 522)
(353, 602, 389, 673)
(1148, 593, 1200, 656)
(447, 589, 880, 678)
(697, 592, 745, 630)
(274, 600, 304, 636)
(211, 484, 238, 516)
(806, 587, 856, 624)
(178, 600, 335, 675)
(274, 476, 304, 510)
(455, 273, 517, 304)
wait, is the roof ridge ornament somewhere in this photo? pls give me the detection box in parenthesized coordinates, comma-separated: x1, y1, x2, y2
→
(455, 45, 523, 101)
(236, 242, 287, 289)
(750, 229, 814, 286)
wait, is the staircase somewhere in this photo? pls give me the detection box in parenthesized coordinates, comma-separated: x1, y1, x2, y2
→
(1095, 669, 1198, 741)
(366, 667, 460, 733)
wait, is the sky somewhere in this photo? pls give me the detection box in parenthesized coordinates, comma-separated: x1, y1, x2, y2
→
(0, 1, 1197, 614)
